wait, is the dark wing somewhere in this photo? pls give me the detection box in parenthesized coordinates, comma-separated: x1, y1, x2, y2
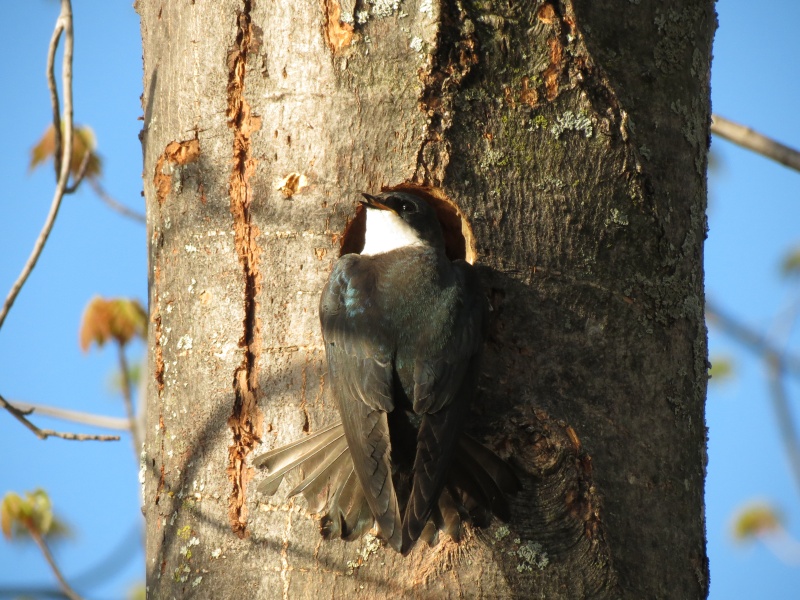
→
(401, 260, 488, 554)
(320, 255, 402, 551)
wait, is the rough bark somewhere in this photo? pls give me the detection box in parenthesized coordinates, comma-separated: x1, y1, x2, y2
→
(139, 0, 714, 598)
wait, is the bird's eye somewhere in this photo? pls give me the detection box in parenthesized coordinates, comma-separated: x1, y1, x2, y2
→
(399, 201, 415, 213)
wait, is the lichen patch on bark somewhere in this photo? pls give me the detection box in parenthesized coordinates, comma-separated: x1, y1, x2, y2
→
(225, 0, 264, 539)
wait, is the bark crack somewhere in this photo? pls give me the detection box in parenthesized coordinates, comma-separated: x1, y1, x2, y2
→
(413, 2, 478, 186)
(153, 312, 165, 394)
(322, 0, 354, 54)
(226, 0, 264, 539)
(153, 312, 166, 506)
(537, 1, 631, 140)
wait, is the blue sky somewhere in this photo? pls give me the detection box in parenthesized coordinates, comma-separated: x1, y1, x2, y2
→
(1, 1, 798, 598)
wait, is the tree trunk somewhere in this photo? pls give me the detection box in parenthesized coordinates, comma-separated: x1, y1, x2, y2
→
(139, 0, 713, 597)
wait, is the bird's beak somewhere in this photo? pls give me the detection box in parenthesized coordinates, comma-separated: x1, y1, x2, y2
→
(360, 193, 395, 213)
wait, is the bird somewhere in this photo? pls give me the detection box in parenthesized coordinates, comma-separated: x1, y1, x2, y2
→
(254, 190, 518, 554)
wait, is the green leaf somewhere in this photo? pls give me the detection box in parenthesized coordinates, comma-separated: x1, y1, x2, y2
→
(1, 490, 71, 543)
(2, 489, 52, 539)
(707, 148, 724, 174)
(708, 356, 735, 383)
(1, 492, 20, 539)
(732, 503, 782, 542)
(780, 247, 800, 279)
(127, 582, 147, 600)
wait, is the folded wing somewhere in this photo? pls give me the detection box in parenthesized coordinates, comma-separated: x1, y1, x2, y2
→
(402, 260, 489, 553)
(319, 255, 402, 550)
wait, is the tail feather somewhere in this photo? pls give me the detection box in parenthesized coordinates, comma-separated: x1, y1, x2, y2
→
(319, 468, 351, 540)
(448, 459, 494, 515)
(437, 486, 463, 542)
(255, 422, 344, 495)
(288, 437, 350, 498)
(450, 435, 519, 522)
(253, 421, 342, 469)
(401, 407, 462, 554)
(328, 466, 358, 525)
(419, 519, 438, 547)
(321, 467, 373, 542)
(254, 421, 517, 552)
(342, 479, 373, 541)
(459, 434, 520, 495)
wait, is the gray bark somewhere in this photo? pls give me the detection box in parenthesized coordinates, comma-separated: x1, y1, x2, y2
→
(139, 0, 713, 597)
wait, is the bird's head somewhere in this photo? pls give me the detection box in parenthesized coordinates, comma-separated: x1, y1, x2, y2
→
(359, 192, 445, 256)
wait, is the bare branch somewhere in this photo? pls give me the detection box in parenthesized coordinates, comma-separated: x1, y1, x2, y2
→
(762, 529, 800, 566)
(708, 299, 800, 498)
(711, 114, 800, 173)
(7, 399, 131, 430)
(34, 430, 121, 442)
(88, 178, 146, 223)
(118, 345, 142, 451)
(64, 149, 92, 194)
(706, 300, 800, 376)
(0, 0, 77, 331)
(0, 394, 120, 442)
(30, 527, 84, 600)
(46, 16, 65, 179)
(1, 394, 50, 438)
(766, 358, 800, 499)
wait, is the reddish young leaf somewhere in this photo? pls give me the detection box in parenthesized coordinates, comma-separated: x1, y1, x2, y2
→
(107, 298, 148, 346)
(29, 124, 103, 180)
(80, 296, 147, 352)
(79, 296, 112, 352)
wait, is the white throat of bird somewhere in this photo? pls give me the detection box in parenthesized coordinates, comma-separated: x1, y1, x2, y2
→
(361, 210, 426, 256)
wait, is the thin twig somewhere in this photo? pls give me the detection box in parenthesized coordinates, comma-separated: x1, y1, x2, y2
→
(69, 522, 143, 588)
(1, 394, 50, 438)
(770, 297, 800, 350)
(0, 0, 76, 331)
(0, 394, 120, 442)
(47, 18, 64, 179)
(762, 528, 800, 566)
(64, 149, 91, 194)
(88, 178, 146, 223)
(29, 527, 84, 600)
(711, 114, 800, 173)
(0, 586, 69, 598)
(118, 345, 142, 451)
(766, 358, 800, 500)
(706, 300, 800, 376)
(32, 430, 120, 442)
(6, 399, 130, 430)
(708, 299, 800, 498)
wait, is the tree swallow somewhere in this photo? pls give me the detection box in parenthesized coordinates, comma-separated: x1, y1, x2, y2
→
(255, 191, 517, 554)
